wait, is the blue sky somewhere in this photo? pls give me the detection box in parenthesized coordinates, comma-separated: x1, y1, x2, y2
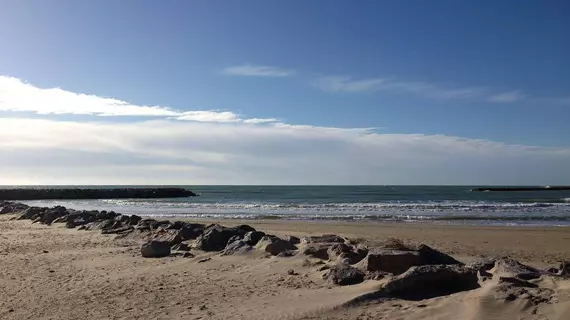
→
(0, 1, 569, 184)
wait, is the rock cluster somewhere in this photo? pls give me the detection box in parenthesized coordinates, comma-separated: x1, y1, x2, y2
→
(2, 201, 567, 302)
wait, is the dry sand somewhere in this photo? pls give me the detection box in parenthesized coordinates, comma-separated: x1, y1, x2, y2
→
(2, 215, 570, 320)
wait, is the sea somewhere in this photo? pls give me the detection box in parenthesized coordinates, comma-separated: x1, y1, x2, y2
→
(10, 185, 570, 227)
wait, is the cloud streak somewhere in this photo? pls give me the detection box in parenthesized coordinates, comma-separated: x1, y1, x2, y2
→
(222, 64, 295, 77)
(1, 117, 569, 185)
(0, 75, 278, 123)
(488, 90, 526, 103)
(311, 76, 488, 100)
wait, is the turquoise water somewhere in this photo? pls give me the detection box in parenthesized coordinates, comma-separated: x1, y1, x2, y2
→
(16, 185, 570, 226)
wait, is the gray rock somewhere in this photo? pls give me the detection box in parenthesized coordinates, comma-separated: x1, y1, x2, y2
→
(18, 206, 46, 220)
(141, 240, 171, 258)
(149, 229, 184, 246)
(301, 234, 345, 244)
(417, 244, 462, 265)
(382, 265, 479, 299)
(559, 261, 570, 276)
(222, 240, 253, 256)
(195, 224, 250, 252)
(302, 243, 332, 260)
(65, 220, 77, 229)
(256, 236, 297, 256)
(226, 235, 243, 245)
(494, 257, 540, 278)
(172, 242, 191, 252)
(277, 250, 297, 257)
(546, 267, 559, 274)
(327, 243, 352, 261)
(234, 224, 256, 233)
(178, 223, 206, 240)
(101, 226, 134, 235)
(243, 231, 266, 246)
(323, 264, 365, 286)
(355, 249, 423, 274)
(128, 215, 142, 226)
(467, 257, 498, 272)
(285, 235, 301, 245)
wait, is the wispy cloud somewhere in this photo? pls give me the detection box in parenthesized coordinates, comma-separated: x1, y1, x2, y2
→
(0, 75, 277, 123)
(312, 76, 487, 100)
(488, 90, 526, 103)
(222, 64, 295, 77)
(311, 76, 389, 93)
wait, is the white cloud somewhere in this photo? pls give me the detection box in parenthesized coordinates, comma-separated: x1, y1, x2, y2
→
(488, 90, 526, 103)
(1, 117, 569, 185)
(175, 111, 240, 122)
(222, 64, 295, 77)
(311, 76, 487, 100)
(243, 118, 279, 124)
(0, 76, 178, 117)
(1, 75, 569, 185)
(0, 75, 277, 123)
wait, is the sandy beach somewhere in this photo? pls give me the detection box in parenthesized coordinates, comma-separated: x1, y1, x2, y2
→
(2, 210, 570, 320)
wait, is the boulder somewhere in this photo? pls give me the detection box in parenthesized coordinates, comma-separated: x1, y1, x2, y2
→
(177, 223, 205, 240)
(301, 234, 345, 244)
(493, 257, 540, 278)
(355, 249, 423, 274)
(559, 261, 570, 276)
(128, 215, 142, 226)
(467, 257, 498, 272)
(277, 250, 297, 257)
(40, 206, 70, 225)
(195, 224, 249, 252)
(227, 235, 243, 245)
(327, 243, 352, 260)
(101, 226, 134, 235)
(382, 265, 480, 299)
(256, 236, 297, 256)
(222, 240, 253, 256)
(302, 243, 332, 260)
(17, 207, 46, 220)
(285, 235, 301, 245)
(136, 218, 159, 230)
(243, 231, 265, 246)
(172, 242, 191, 252)
(327, 243, 367, 264)
(234, 224, 256, 233)
(141, 240, 171, 258)
(1, 202, 30, 214)
(417, 244, 462, 265)
(150, 229, 183, 246)
(323, 264, 365, 286)
(65, 220, 77, 229)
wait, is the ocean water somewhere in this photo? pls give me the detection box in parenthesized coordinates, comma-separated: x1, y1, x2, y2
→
(13, 185, 570, 226)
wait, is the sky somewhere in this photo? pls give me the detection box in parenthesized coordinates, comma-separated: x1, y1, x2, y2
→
(0, 1, 569, 185)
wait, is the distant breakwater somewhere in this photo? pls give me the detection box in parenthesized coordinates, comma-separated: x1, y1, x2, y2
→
(0, 188, 196, 200)
(471, 186, 570, 192)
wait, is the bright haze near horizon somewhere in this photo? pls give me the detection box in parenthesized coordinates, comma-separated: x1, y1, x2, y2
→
(0, 1, 569, 185)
